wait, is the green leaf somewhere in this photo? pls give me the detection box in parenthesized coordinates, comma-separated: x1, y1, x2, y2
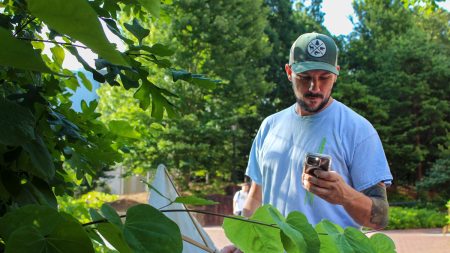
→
(129, 44, 174, 57)
(316, 220, 354, 253)
(108, 120, 141, 139)
(5, 224, 94, 253)
(223, 204, 284, 253)
(0, 98, 36, 146)
(89, 209, 133, 253)
(120, 73, 139, 89)
(171, 69, 218, 89)
(0, 205, 94, 253)
(101, 204, 123, 228)
(102, 18, 134, 45)
(138, 0, 160, 18)
(0, 27, 52, 72)
(21, 135, 55, 181)
(78, 71, 93, 91)
(369, 233, 396, 253)
(97, 223, 133, 253)
(124, 18, 150, 45)
(50, 45, 65, 66)
(17, 177, 57, 209)
(26, 0, 129, 67)
(134, 83, 151, 110)
(0, 171, 56, 208)
(174, 196, 219, 206)
(123, 204, 182, 253)
(344, 227, 376, 253)
(267, 206, 307, 253)
(191, 75, 218, 89)
(285, 211, 321, 253)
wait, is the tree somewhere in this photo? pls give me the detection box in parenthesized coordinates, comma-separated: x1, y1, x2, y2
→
(138, 0, 274, 186)
(0, 0, 217, 251)
(345, 0, 450, 183)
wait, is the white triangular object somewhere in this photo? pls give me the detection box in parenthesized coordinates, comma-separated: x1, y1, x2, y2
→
(149, 164, 219, 253)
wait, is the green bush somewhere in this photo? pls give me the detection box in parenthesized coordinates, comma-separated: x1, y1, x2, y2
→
(57, 191, 119, 223)
(387, 206, 446, 229)
(446, 200, 450, 225)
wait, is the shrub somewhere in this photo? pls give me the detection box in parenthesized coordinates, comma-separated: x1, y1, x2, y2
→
(387, 206, 446, 229)
(57, 191, 119, 223)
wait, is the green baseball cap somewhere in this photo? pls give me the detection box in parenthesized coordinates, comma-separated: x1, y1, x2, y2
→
(289, 32, 339, 75)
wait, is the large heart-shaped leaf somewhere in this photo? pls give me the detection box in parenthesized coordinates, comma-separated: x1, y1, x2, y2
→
(0, 98, 35, 146)
(223, 204, 283, 253)
(22, 135, 55, 181)
(285, 211, 321, 253)
(26, 0, 129, 67)
(267, 206, 307, 253)
(123, 204, 182, 253)
(0, 205, 94, 253)
(89, 209, 133, 253)
(0, 27, 52, 72)
(316, 220, 354, 253)
(101, 204, 123, 229)
(344, 227, 376, 253)
(369, 233, 396, 253)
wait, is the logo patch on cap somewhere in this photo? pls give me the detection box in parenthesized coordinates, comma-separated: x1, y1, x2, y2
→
(307, 39, 326, 57)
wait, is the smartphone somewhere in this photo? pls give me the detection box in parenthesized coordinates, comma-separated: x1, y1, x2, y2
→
(304, 152, 332, 176)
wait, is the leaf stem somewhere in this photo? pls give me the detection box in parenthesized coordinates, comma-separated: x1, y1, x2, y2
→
(81, 208, 383, 235)
(16, 37, 88, 49)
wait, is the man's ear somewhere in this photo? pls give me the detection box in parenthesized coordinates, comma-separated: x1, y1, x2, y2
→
(285, 64, 292, 81)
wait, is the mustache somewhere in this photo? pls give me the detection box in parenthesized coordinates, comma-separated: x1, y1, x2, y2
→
(304, 93, 323, 98)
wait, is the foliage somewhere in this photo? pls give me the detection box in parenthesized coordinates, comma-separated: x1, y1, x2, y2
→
(344, 0, 450, 184)
(96, 0, 274, 190)
(0, 0, 217, 251)
(387, 206, 446, 229)
(416, 157, 450, 201)
(223, 204, 396, 253)
(57, 191, 118, 223)
(447, 200, 450, 225)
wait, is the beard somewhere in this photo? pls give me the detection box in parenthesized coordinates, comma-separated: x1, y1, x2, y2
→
(296, 92, 331, 113)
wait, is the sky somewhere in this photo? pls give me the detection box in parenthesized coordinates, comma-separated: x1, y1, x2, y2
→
(322, 0, 450, 36)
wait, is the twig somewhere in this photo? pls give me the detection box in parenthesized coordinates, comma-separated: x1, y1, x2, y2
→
(162, 209, 279, 229)
(82, 209, 278, 229)
(81, 208, 383, 235)
(16, 37, 88, 49)
(14, 17, 36, 36)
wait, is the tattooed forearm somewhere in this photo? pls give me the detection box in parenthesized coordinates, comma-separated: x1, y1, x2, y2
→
(362, 182, 389, 228)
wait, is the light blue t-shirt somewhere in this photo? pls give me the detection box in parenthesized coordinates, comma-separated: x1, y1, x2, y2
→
(246, 100, 393, 228)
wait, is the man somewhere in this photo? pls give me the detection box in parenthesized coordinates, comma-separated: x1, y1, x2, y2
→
(232, 179, 251, 216)
(221, 32, 393, 253)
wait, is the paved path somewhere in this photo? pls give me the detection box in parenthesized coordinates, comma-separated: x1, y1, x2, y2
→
(204, 226, 450, 253)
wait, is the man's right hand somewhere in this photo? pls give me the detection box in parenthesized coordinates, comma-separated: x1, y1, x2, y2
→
(220, 245, 242, 253)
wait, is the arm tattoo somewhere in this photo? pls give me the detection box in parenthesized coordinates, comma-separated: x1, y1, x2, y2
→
(361, 182, 389, 228)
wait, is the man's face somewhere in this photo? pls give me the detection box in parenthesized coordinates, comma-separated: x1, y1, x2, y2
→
(286, 66, 337, 115)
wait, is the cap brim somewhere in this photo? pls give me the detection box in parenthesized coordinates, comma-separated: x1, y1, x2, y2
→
(291, 61, 339, 75)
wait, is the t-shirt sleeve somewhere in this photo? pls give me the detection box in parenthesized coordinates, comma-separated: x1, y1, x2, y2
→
(246, 119, 268, 185)
(246, 137, 263, 185)
(350, 133, 393, 191)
